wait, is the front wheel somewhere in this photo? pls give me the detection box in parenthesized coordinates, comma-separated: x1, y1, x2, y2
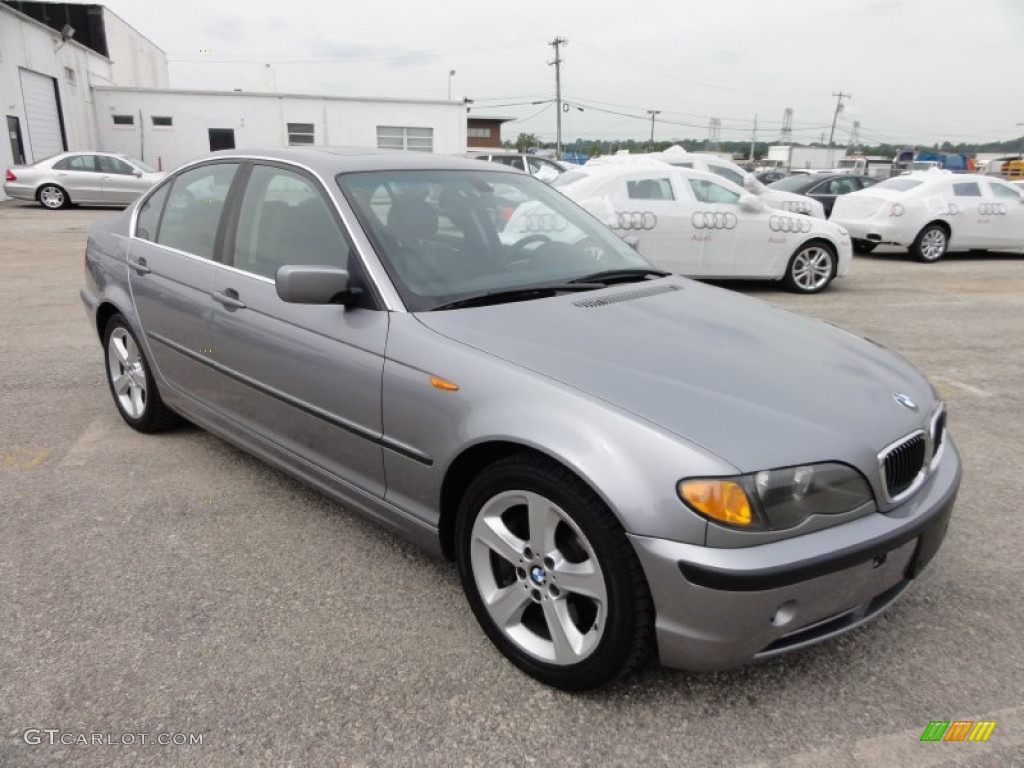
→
(784, 242, 836, 294)
(38, 184, 69, 209)
(455, 454, 653, 690)
(103, 315, 180, 432)
(911, 224, 949, 263)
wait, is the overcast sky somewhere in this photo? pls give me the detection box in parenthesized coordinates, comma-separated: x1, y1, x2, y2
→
(99, 0, 1024, 147)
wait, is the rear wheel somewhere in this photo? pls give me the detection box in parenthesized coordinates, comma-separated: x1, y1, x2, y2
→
(784, 242, 836, 293)
(103, 315, 180, 432)
(911, 224, 948, 263)
(455, 454, 652, 690)
(38, 184, 69, 210)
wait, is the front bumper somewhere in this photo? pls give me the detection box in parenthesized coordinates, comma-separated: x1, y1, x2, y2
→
(629, 438, 961, 672)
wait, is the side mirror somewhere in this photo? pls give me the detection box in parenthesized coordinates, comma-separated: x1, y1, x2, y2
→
(133, 170, 143, 177)
(275, 265, 354, 305)
(620, 234, 640, 250)
(739, 194, 764, 213)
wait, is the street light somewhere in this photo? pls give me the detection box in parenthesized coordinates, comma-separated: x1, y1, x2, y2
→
(448, 70, 456, 101)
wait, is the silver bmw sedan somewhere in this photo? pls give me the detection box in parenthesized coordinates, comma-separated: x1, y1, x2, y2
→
(81, 148, 960, 690)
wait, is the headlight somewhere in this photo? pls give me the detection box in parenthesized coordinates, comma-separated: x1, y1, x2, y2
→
(678, 462, 873, 530)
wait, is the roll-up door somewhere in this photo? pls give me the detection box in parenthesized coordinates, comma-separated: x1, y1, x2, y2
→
(19, 69, 67, 162)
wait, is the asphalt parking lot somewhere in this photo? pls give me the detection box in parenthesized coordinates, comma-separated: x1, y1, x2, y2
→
(1, 200, 1022, 768)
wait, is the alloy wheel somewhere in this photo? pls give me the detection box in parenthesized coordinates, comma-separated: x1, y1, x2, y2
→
(790, 246, 834, 292)
(469, 490, 607, 665)
(107, 326, 148, 419)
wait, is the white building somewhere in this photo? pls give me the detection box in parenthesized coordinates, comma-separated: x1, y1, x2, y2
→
(93, 87, 468, 172)
(2, 1, 467, 202)
(0, 1, 168, 174)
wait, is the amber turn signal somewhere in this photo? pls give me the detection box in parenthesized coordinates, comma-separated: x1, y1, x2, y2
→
(429, 375, 459, 392)
(678, 479, 753, 526)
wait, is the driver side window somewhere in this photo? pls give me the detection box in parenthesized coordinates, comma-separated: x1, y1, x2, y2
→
(232, 165, 351, 280)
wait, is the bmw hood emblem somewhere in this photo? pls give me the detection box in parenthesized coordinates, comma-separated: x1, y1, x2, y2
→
(893, 392, 918, 411)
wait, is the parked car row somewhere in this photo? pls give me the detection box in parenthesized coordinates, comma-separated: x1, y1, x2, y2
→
(81, 147, 961, 691)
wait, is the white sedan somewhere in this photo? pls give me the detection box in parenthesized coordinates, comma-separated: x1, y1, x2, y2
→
(831, 170, 1024, 261)
(587, 147, 827, 219)
(504, 163, 852, 293)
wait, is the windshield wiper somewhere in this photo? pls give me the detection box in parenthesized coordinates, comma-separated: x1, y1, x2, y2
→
(431, 283, 603, 311)
(567, 268, 670, 285)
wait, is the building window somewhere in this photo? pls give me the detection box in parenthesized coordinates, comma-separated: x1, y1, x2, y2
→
(467, 126, 492, 139)
(112, 114, 134, 126)
(287, 122, 315, 145)
(376, 126, 433, 153)
(152, 116, 173, 127)
(64, 67, 76, 85)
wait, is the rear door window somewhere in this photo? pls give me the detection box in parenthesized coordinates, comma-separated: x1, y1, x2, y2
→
(952, 182, 981, 197)
(156, 163, 239, 259)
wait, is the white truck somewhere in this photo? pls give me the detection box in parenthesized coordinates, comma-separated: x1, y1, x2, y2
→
(766, 145, 848, 173)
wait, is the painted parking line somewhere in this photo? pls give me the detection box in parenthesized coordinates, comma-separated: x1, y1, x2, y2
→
(59, 416, 114, 467)
(1, 446, 50, 468)
(935, 379, 994, 399)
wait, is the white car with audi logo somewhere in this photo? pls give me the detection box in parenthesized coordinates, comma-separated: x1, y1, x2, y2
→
(505, 163, 851, 293)
(830, 170, 1024, 261)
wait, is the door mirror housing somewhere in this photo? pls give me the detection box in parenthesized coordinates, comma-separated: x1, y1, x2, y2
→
(275, 265, 354, 305)
(739, 194, 764, 213)
(133, 170, 143, 177)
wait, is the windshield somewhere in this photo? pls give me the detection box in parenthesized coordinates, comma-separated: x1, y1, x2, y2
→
(766, 175, 813, 192)
(337, 169, 653, 311)
(873, 178, 924, 192)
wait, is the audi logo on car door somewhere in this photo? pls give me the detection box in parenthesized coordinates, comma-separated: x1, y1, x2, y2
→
(977, 203, 1006, 216)
(691, 211, 737, 230)
(780, 200, 812, 214)
(768, 215, 812, 234)
(612, 211, 658, 230)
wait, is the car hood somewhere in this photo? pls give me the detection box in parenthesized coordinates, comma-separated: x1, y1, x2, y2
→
(416, 277, 936, 473)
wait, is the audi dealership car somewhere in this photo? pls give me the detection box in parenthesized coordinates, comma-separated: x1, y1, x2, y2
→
(3, 151, 164, 209)
(588, 148, 827, 219)
(831, 171, 1024, 260)
(540, 163, 852, 292)
(766, 173, 879, 218)
(467, 152, 565, 182)
(82, 148, 960, 690)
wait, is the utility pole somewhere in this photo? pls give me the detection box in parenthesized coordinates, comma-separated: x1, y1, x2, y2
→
(780, 108, 793, 144)
(749, 114, 758, 164)
(646, 110, 661, 152)
(549, 37, 568, 160)
(829, 92, 851, 146)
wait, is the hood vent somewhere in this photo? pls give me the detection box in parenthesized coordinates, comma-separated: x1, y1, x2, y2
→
(573, 283, 680, 308)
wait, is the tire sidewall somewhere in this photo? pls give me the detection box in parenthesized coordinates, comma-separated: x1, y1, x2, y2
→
(103, 316, 158, 430)
(455, 458, 639, 690)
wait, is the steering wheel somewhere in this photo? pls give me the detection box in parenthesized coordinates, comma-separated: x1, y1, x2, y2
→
(508, 234, 552, 258)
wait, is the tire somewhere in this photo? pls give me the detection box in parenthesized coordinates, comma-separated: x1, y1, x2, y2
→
(103, 315, 180, 433)
(783, 241, 836, 294)
(911, 224, 948, 263)
(852, 239, 876, 254)
(38, 184, 69, 210)
(455, 453, 653, 691)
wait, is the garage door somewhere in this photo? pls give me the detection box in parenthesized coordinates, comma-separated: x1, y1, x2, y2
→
(19, 69, 66, 162)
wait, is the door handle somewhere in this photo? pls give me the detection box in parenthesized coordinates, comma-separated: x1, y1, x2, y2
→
(128, 257, 151, 275)
(212, 289, 246, 310)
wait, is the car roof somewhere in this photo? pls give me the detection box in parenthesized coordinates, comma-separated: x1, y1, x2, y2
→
(557, 162, 744, 194)
(177, 147, 521, 176)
